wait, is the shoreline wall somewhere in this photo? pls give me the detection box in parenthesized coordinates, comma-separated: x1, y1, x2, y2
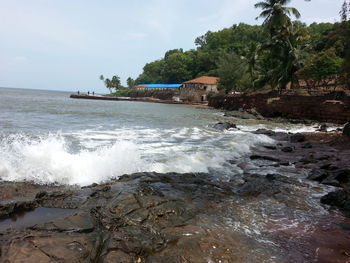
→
(208, 90, 350, 124)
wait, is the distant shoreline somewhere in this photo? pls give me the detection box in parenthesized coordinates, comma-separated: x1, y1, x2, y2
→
(70, 94, 209, 107)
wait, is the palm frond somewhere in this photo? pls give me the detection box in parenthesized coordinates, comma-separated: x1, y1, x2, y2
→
(287, 7, 301, 19)
(254, 2, 271, 9)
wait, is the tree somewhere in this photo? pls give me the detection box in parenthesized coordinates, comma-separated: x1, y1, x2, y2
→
(340, 1, 349, 22)
(111, 75, 121, 92)
(255, 0, 303, 90)
(126, 77, 135, 88)
(161, 53, 193, 83)
(104, 78, 112, 93)
(297, 49, 344, 89)
(217, 52, 248, 92)
(255, 0, 300, 34)
(99, 74, 104, 81)
(136, 60, 165, 84)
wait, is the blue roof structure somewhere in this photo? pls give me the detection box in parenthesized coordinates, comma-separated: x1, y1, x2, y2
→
(135, 84, 182, 88)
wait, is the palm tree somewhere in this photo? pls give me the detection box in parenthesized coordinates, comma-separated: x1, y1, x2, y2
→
(255, 0, 302, 90)
(242, 43, 261, 81)
(255, 0, 300, 35)
(111, 75, 121, 92)
(105, 78, 112, 93)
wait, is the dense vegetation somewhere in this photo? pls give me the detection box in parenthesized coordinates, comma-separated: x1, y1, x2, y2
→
(131, 0, 350, 93)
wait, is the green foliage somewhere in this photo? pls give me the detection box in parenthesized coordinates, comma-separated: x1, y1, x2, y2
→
(136, 60, 165, 84)
(297, 49, 344, 87)
(100, 75, 121, 93)
(340, 0, 350, 22)
(217, 53, 248, 92)
(136, 23, 264, 85)
(126, 77, 135, 88)
(132, 1, 349, 93)
(112, 89, 132, 97)
(111, 89, 176, 100)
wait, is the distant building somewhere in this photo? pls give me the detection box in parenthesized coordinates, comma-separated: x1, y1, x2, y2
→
(135, 84, 182, 90)
(180, 76, 219, 102)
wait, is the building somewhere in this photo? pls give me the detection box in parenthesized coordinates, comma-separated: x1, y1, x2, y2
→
(180, 76, 219, 102)
(134, 84, 182, 90)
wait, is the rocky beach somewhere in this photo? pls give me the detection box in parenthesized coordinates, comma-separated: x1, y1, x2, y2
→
(1, 121, 350, 262)
(1, 88, 350, 263)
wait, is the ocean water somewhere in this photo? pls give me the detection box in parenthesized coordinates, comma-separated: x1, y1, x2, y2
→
(0, 87, 318, 186)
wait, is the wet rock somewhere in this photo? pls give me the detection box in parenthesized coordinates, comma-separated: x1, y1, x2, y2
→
(35, 191, 48, 199)
(1, 232, 99, 262)
(307, 169, 329, 182)
(0, 200, 37, 219)
(333, 169, 350, 185)
(263, 145, 277, 150)
(253, 129, 275, 136)
(320, 164, 339, 171)
(223, 110, 264, 120)
(137, 182, 164, 197)
(279, 161, 290, 166)
(249, 155, 280, 162)
(343, 122, 350, 137)
(321, 179, 340, 187)
(33, 213, 95, 233)
(281, 146, 293, 153)
(273, 132, 289, 141)
(105, 250, 134, 263)
(211, 122, 237, 131)
(299, 155, 317, 164)
(1, 164, 350, 261)
(290, 133, 305, 143)
(316, 155, 331, 161)
(302, 143, 313, 149)
(236, 173, 303, 199)
(321, 190, 350, 212)
(89, 185, 112, 197)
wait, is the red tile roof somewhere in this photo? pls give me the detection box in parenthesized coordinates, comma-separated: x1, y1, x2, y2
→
(183, 76, 219, 85)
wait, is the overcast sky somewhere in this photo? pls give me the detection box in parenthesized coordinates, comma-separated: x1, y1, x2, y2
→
(0, 0, 345, 93)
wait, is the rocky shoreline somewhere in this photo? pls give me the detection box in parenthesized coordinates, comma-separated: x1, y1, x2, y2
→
(0, 124, 350, 262)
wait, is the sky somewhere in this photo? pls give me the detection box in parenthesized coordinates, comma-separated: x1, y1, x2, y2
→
(0, 0, 345, 93)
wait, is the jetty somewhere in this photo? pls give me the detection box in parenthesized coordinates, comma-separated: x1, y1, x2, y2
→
(70, 94, 208, 106)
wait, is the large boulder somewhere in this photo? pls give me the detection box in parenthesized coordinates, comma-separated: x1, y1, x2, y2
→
(321, 190, 350, 213)
(343, 122, 350, 137)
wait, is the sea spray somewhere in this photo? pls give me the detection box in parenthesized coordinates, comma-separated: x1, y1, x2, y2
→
(0, 133, 147, 185)
(0, 127, 275, 186)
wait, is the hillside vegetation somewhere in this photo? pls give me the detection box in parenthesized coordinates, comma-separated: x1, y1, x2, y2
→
(134, 1, 350, 93)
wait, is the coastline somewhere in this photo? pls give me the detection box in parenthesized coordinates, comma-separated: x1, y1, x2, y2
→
(1, 126, 349, 262)
(70, 94, 209, 108)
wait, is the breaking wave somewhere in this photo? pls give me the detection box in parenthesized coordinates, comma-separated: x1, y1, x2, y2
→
(0, 127, 274, 186)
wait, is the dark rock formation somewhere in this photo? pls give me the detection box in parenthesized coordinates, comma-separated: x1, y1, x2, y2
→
(211, 122, 237, 131)
(250, 155, 280, 162)
(281, 146, 293, 153)
(253, 129, 275, 136)
(343, 122, 350, 137)
(208, 90, 350, 124)
(321, 190, 350, 213)
(263, 145, 277, 150)
(302, 142, 313, 149)
(290, 133, 305, 143)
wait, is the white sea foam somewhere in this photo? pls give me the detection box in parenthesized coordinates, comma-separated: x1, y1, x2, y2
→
(0, 134, 146, 186)
(0, 127, 274, 186)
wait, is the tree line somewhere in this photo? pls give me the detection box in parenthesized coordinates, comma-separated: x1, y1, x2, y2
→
(131, 0, 350, 93)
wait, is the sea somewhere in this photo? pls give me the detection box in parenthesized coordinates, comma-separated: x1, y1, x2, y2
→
(0, 87, 320, 186)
